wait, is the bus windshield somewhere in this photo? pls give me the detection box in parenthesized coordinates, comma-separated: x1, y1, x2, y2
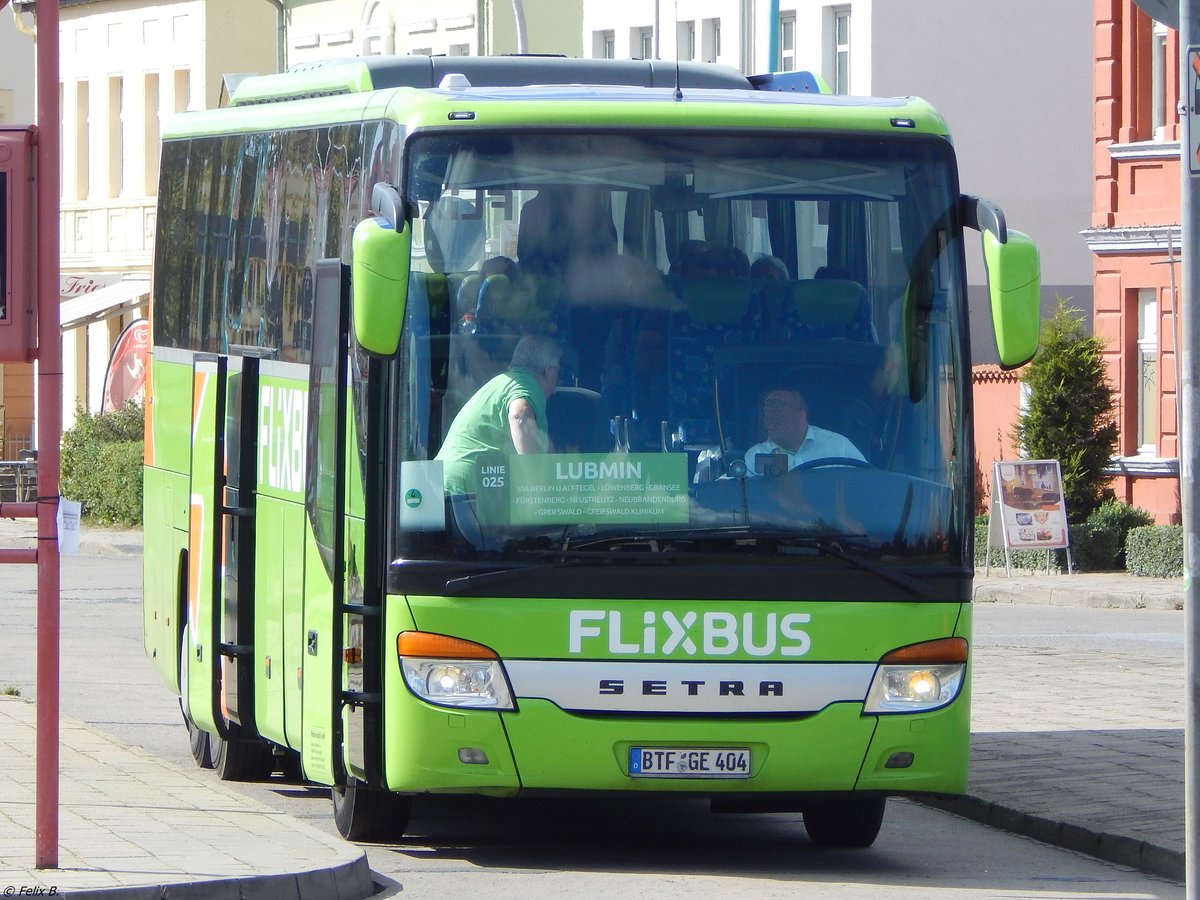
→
(391, 129, 969, 575)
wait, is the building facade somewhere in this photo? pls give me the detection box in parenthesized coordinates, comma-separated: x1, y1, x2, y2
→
(1084, 0, 1182, 523)
(2, 0, 275, 453)
(3, 1, 1120, 523)
(285, 1, 582, 65)
(0, 5, 36, 457)
(54, 0, 275, 431)
(869, 1, 1097, 516)
(579, 2, 1096, 514)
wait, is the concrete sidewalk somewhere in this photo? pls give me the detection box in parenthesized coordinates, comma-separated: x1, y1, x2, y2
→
(0, 518, 374, 898)
(961, 568, 1185, 882)
(0, 516, 141, 560)
(974, 568, 1184, 611)
(0, 697, 373, 899)
(0, 516, 1187, 892)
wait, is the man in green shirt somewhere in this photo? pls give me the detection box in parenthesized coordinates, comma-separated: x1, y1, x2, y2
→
(436, 334, 562, 494)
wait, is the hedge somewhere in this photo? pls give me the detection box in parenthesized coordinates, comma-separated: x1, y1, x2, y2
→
(1125, 525, 1184, 578)
(976, 516, 1184, 577)
(61, 403, 144, 526)
(1086, 499, 1155, 568)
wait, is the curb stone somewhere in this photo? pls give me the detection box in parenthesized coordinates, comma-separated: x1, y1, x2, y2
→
(61, 856, 375, 900)
(921, 794, 1183, 883)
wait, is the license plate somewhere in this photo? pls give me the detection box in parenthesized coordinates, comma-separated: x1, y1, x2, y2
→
(628, 747, 751, 778)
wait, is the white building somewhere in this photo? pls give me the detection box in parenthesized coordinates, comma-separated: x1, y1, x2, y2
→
(1, 0, 1090, 450)
(7, 0, 275, 441)
(868, 0, 1094, 362)
(285, 0, 582, 64)
(0, 8, 35, 124)
(582, 1, 1093, 364)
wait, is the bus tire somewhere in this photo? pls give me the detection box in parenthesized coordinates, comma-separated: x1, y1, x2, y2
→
(212, 736, 275, 782)
(332, 778, 412, 842)
(187, 719, 214, 770)
(802, 796, 886, 848)
(178, 626, 213, 769)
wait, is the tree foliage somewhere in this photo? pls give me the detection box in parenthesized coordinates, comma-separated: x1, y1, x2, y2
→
(1014, 300, 1118, 523)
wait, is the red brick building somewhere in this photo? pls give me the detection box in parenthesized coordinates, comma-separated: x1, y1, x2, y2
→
(970, 366, 1022, 515)
(971, 1, 1183, 524)
(1083, 0, 1182, 523)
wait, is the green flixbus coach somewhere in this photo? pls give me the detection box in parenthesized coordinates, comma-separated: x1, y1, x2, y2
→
(142, 55, 1040, 846)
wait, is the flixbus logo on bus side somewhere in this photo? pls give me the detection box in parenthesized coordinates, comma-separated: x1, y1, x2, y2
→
(567, 610, 812, 657)
(258, 383, 306, 495)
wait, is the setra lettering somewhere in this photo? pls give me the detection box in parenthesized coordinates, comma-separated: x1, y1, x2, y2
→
(599, 678, 784, 700)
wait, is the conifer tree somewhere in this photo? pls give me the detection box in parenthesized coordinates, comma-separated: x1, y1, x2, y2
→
(1014, 300, 1118, 522)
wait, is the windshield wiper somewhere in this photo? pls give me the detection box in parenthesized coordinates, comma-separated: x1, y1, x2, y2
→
(441, 547, 696, 595)
(443, 530, 935, 598)
(443, 561, 582, 595)
(566, 528, 933, 598)
(795, 536, 934, 599)
(559, 526, 764, 552)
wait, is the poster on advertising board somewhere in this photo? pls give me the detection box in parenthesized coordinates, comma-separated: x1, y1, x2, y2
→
(988, 459, 1073, 576)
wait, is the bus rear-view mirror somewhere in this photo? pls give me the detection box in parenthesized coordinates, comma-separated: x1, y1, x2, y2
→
(351, 184, 411, 357)
(983, 229, 1039, 369)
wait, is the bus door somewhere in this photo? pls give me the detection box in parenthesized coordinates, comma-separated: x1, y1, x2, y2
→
(185, 355, 226, 737)
(185, 353, 259, 739)
(301, 258, 352, 787)
(221, 354, 262, 733)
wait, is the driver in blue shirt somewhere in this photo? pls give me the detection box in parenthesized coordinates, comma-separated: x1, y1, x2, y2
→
(744, 388, 864, 473)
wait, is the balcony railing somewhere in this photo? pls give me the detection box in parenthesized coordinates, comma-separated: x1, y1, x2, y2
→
(60, 197, 157, 270)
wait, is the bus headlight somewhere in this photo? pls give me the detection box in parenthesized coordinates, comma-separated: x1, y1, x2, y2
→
(402, 658, 514, 709)
(863, 637, 967, 714)
(397, 631, 514, 711)
(864, 664, 963, 712)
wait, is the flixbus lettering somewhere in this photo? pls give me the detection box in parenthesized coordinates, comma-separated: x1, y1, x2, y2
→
(568, 609, 812, 657)
(258, 384, 306, 493)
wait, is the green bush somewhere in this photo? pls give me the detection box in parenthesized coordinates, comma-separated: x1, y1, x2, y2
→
(1063, 522, 1119, 572)
(1085, 500, 1154, 569)
(61, 402, 144, 526)
(1125, 525, 1184, 578)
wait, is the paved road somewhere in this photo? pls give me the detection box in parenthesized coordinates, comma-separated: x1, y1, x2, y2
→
(0, 543, 1185, 896)
(969, 602, 1183, 860)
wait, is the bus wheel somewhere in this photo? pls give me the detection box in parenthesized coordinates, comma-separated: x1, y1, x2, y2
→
(212, 736, 275, 782)
(332, 778, 412, 842)
(178, 627, 213, 769)
(802, 797, 886, 848)
(187, 719, 214, 769)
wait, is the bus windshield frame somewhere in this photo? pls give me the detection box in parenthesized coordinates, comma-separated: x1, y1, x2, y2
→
(388, 127, 971, 592)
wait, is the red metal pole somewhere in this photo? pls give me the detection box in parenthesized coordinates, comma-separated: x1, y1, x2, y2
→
(34, 0, 61, 871)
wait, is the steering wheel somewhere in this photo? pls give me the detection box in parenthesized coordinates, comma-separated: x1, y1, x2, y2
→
(792, 456, 873, 470)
